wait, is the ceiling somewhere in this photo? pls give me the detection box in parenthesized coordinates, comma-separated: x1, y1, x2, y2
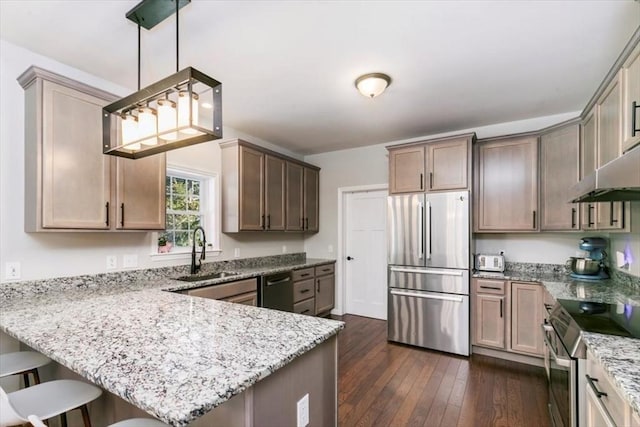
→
(1, 1, 639, 155)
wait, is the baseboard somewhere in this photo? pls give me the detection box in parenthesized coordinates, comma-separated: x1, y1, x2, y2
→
(472, 345, 545, 367)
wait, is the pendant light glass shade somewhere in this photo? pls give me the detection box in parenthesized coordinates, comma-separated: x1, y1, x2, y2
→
(355, 73, 391, 98)
(138, 106, 158, 145)
(177, 90, 199, 134)
(121, 113, 140, 150)
(157, 98, 177, 140)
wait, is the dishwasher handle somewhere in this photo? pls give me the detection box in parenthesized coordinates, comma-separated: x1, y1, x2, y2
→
(266, 277, 291, 286)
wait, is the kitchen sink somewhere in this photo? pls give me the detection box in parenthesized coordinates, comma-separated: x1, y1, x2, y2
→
(175, 272, 240, 282)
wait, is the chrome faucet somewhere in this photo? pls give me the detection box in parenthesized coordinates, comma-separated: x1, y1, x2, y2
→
(190, 226, 207, 275)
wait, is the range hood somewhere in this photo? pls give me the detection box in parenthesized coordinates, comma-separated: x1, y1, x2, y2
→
(569, 145, 640, 202)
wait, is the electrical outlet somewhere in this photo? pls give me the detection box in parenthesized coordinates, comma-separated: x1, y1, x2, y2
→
(297, 393, 309, 427)
(123, 254, 138, 268)
(5, 262, 21, 280)
(282, 245, 287, 254)
(106, 255, 117, 270)
(328, 245, 334, 253)
(234, 248, 240, 258)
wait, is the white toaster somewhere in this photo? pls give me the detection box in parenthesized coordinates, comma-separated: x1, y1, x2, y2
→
(475, 254, 505, 272)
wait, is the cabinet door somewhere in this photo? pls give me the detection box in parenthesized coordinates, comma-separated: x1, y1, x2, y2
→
(264, 155, 285, 231)
(315, 274, 334, 315)
(426, 138, 468, 191)
(388, 146, 425, 194)
(540, 124, 580, 230)
(303, 167, 319, 232)
(621, 44, 640, 152)
(285, 162, 304, 231)
(473, 294, 505, 349)
(224, 291, 258, 306)
(115, 154, 166, 230)
(598, 76, 622, 167)
(581, 111, 598, 230)
(40, 80, 111, 229)
(510, 282, 543, 356)
(475, 137, 538, 231)
(239, 145, 265, 230)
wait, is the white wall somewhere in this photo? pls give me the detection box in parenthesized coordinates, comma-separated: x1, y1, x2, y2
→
(610, 202, 640, 277)
(0, 40, 303, 282)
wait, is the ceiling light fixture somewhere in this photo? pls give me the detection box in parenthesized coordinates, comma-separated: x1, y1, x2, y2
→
(355, 73, 391, 98)
(102, 0, 222, 159)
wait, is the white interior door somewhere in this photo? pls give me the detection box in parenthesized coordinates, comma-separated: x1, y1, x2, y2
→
(344, 190, 388, 320)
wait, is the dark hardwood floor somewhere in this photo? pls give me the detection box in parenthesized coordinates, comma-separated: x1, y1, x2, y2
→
(336, 314, 550, 427)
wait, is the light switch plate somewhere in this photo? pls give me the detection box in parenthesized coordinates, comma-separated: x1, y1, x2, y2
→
(106, 255, 117, 270)
(234, 248, 240, 258)
(123, 254, 138, 268)
(5, 262, 21, 280)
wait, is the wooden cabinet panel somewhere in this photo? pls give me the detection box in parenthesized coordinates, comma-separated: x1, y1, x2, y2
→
(224, 291, 258, 306)
(581, 111, 598, 230)
(540, 123, 580, 231)
(389, 146, 425, 194)
(315, 274, 335, 315)
(426, 138, 468, 191)
(473, 294, 505, 349)
(239, 145, 265, 231)
(292, 267, 314, 281)
(510, 282, 543, 356)
(186, 278, 258, 300)
(475, 136, 538, 232)
(473, 279, 505, 295)
(596, 201, 627, 230)
(586, 350, 629, 427)
(293, 279, 315, 303)
(598, 76, 622, 167)
(285, 162, 304, 231)
(264, 155, 285, 231)
(115, 155, 166, 230)
(622, 44, 640, 152)
(303, 167, 319, 232)
(293, 298, 315, 315)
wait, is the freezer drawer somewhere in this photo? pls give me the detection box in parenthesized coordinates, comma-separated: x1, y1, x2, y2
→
(388, 288, 469, 356)
(388, 266, 469, 294)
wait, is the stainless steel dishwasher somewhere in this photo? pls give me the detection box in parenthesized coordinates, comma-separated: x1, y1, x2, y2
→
(260, 271, 293, 312)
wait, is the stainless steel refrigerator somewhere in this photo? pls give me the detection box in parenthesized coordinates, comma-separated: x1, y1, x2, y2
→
(387, 191, 470, 356)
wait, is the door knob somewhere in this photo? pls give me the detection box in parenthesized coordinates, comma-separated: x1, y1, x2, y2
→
(347, 256, 354, 260)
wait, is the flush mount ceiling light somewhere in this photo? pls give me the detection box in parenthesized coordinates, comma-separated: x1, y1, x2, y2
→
(355, 73, 391, 98)
(102, 0, 222, 159)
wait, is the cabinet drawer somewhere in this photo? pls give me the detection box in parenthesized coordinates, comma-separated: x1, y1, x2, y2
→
(293, 298, 315, 316)
(473, 278, 505, 295)
(186, 278, 258, 300)
(293, 279, 315, 303)
(292, 267, 314, 281)
(224, 291, 258, 306)
(587, 351, 628, 427)
(315, 263, 335, 276)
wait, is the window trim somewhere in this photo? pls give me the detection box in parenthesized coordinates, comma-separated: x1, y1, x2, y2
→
(150, 164, 221, 261)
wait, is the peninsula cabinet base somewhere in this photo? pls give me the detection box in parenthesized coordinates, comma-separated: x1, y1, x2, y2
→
(16, 336, 338, 427)
(472, 345, 545, 368)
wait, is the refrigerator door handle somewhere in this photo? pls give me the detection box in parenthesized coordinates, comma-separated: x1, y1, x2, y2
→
(418, 201, 424, 259)
(389, 267, 464, 276)
(390, 289, 464, 303)
(425, 201, 432, 260)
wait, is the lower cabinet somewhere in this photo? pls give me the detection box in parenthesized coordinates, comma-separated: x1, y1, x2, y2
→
(181, 278, 258, 307)
(471, 278, 544, 358)
(315, 264, 335, 315)
(292, 263, 335, 316)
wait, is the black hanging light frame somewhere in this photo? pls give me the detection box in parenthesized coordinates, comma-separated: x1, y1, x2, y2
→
(103, 0, 222, 159)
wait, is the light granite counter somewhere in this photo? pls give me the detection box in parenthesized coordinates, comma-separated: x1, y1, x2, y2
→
(475, 264, 640, 418)
(0, 254, 343, 426)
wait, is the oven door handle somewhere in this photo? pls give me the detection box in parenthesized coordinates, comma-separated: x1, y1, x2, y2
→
(540, 324, 571, 368)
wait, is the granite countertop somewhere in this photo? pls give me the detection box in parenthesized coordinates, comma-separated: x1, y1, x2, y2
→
(474, 267, 640, 418)
(0, 256, 343, 426)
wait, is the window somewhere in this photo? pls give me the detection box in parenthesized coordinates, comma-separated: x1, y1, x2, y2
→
(153, 166, 219, 258)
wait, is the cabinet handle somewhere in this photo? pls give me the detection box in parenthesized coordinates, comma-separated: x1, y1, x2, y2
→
(267, 214, 271, 229)
(633, 101, 639, 137)
(317, 279, 320, 292)
(571, 207, 576, 228)
(532, 210, 536, 229)
(105, 202, 110, 226)
(610, 202, 618, 225)
(586, 375, 608, 398)
(120, 203, 125, 227)
(420, 173, 424, 190)
(500, 299, 503, 318)
(301, 309, 310, 314)
(300, 289, 310, 294)
(480, 286, 501, 291)
(261, 215, 265, 230)
(588, 204, 595, 227)
(429, 172, 433, 189)
(300, 273, 310, 277)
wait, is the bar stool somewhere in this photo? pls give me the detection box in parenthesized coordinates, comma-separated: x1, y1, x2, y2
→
(0, 380, 102, 427)
(0, 351, 51, 387)
(28, 415, 168, 427)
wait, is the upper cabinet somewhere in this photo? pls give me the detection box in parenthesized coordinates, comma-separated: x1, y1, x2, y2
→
(474, 135, 539, 232)
(597, 75, 622, 167)
(220, 139, 320, 233)
(388, 133, 473, 195)
(20, 66, 165, 232)
(621, 43, 640, 152)
(539, 122, 580, 231)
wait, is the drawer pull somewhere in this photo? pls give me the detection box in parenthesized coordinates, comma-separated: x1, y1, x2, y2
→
(500, 299, 503, 318)
(300, 289, 310, 294)
(480, 286, 501, 290)
(586, 375, 608, 398)
(300, 273, 310, 277)
(322, 268, 330, 272)
(301, 309, 310, 314)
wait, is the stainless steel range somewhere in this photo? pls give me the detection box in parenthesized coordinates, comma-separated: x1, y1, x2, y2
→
(543, 299, 640, 427)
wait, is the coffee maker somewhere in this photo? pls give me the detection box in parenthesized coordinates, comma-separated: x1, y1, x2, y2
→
(568, 237, 609, 280)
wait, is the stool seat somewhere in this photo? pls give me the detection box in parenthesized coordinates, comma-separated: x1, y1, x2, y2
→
(1, 379, 101, 426)
(109, 418, 169, 427)
(0, 352, 50, 377)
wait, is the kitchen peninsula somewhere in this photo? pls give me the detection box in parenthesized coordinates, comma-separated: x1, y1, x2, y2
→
(0, 257, 344, 427)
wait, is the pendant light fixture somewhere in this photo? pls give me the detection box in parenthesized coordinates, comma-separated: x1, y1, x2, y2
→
(355, 73, 391, 98)
(102, 0, 222, 159)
